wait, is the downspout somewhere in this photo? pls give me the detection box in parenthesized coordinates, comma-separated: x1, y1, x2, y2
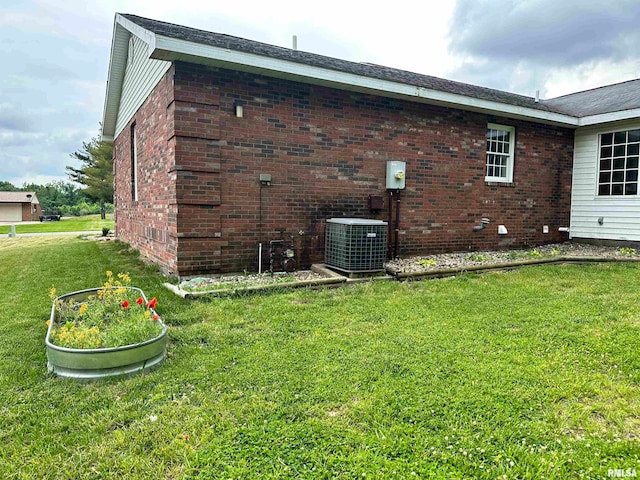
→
(387, 190, 393, 259)
(394, 191, 401, 259)
(259, 183, 264, 272)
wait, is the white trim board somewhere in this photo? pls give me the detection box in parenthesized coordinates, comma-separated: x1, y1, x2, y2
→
(151, 35, 579, 128)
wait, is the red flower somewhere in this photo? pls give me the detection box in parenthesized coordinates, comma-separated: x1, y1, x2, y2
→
(121, 300, 130, 309)
(136, 297, 144, 305)
(152, 314, 160, 321)
(147, 297, 157, 309)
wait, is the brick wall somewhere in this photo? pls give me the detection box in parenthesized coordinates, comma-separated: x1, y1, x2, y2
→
(22, 203, 40, 221)
(115, 61, 574, 276)
(171, 64, 224, 276)
(113, 66, 179, 275)
(181, 64, 573, 273)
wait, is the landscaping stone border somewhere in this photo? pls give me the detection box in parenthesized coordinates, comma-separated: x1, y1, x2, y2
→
(162, 252, 640, 298)
(164, 271, 346, 299)
(387, 256, 640, 281)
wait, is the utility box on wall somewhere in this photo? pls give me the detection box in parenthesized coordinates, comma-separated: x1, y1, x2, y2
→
(325, 218, 388, 274)
(386, 161, 406, 190)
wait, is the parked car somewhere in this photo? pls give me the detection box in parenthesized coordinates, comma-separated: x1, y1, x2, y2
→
(39, 211, 61, 222)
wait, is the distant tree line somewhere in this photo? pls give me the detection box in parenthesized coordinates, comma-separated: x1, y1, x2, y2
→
(0, 180, 114, 217)
(0, 130, 115, 219)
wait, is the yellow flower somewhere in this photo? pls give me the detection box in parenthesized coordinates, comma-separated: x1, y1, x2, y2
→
(49, 287, 57, 300)
(46, 319, 51, 326)
(106, 271, 112, 278)
(79, 303, 88, 315)
(117, 273, 131, 283)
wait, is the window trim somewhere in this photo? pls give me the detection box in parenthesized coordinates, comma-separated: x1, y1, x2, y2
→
(131, 123, 138, 202)
(485, 123, 515, 183)
(595, 126, 640, 197)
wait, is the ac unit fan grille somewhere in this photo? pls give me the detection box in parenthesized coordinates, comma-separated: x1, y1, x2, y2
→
(325, 219, 387, 273)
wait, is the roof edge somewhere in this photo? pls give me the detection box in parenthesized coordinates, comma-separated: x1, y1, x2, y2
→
(578, 107, 640, 127)
(101, 14, 159, 141)
(103, 14, 640, 134)
(151, 34, 579, 127)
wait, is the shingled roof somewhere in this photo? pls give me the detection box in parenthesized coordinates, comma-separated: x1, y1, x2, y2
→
(120, 14, 559, 114)
(103, 13, 640, 139)
(543, 78, 640, 117)
(0, 192, 38, 204)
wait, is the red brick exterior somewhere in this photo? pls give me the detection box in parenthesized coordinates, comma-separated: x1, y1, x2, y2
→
(22, 202, 40, 221)
(114, 61, 574, 277)
(114, 67, 178, 273)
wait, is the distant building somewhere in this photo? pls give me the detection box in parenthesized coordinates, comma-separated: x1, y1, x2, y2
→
(0, 192, 41, 222)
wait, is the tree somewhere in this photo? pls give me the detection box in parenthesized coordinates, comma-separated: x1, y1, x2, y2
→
(0, 181, 19, 191)
(22, 181, 85, 212)
(67, 135, 113, 219)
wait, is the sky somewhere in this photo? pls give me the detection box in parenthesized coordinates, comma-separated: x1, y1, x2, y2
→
(1, 0, 640, 187)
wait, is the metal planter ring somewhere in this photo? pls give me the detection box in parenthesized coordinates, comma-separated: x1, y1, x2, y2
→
(45, 287, 167, 380)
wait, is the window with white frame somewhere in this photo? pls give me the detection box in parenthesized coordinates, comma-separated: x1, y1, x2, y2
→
(597, 128, 640, 196)
(485, 124, 515, 183)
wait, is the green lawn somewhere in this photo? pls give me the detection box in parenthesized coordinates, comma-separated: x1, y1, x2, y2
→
(1, 237, 639, 478)
(0, 214, 113, 234)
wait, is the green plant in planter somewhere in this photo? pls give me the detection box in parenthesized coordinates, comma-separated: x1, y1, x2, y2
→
(101, 227, 110, 236)
(48, 271, 163, 349)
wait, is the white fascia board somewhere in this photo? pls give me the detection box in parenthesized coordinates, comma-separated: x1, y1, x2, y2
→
(101, 19, 127, 141)
(578, 108, 640, 127)
(101, 14, 159, 141)
(116, 14, 157, 56)
(152, 36, 579, 127)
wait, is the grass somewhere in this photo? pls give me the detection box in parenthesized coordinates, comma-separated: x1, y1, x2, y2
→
(0, 214, 114, 234)
(1, 236, 640, 478)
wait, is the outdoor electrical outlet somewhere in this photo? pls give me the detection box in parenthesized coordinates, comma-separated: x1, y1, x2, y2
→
(543, 225, 549, 234)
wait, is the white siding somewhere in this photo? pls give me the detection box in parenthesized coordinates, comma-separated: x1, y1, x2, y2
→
(114, 34, 171, 138)
(570, 119, 640, 240)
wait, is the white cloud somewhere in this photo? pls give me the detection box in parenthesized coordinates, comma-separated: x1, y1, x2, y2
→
(10, 173, 71, 187)
(543, 59, 640, 98)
